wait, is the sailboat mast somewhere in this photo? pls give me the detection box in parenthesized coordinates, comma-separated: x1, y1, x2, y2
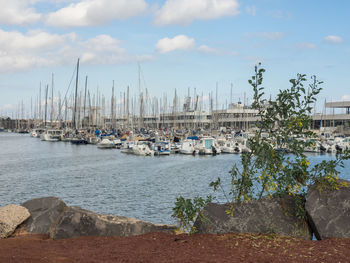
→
(83, 76, 88, 129)
(111, 81, 114, 130)
(73, 58, 80, 131)
(51, 73, 54, 128)
(39, 83, 41, 127)
(44, 85, 48, 128)
(127, 86, 130, 130)
(58, 92, 62, 129)
(230, 83, 233, 108)
(216, 82, 218, 130)
(138, 63, 142, 129)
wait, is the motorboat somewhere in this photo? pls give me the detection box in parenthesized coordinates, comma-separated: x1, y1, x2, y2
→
(113, 139, 123, 149)
(121, 141, 135, 154)
(221, 140, 241, 154)
(30, 128, 45, 138)
(97, 138, 115, 149)
(179, 140, 196, 155)
(70, 136, 88, 145)
(132, 143, 154, 156)
(86, 135, 100, 145)
(152, 142, 171, 156)
(40, 129, 63, 142)
(195, 137, 221, 155)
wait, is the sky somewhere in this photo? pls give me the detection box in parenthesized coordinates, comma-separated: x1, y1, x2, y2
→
(0, 0, 349, 116)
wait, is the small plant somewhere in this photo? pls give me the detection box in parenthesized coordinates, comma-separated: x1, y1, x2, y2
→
(172, 195, 212, 234)
(209, 63, 350, 218)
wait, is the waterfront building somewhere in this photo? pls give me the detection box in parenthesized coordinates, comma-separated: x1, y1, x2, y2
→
(312, 101, 350, 135)
(2, 100, 350, 134)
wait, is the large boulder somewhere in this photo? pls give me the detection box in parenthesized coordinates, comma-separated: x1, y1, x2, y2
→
(194, 196, 312, 240)
(49, 206, 176, 239)
(22, 197, 67, 235)
(305, 179, 350, 239)
(0, 204, 30, 238)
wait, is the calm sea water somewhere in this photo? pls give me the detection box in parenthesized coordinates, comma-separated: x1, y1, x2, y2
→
(0, 133, 349, 225)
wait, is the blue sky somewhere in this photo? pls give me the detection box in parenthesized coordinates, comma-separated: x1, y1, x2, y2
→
(0, 0, 349, 116)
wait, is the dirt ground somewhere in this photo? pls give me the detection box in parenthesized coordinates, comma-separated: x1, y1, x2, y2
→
(1, 232, 349, 263)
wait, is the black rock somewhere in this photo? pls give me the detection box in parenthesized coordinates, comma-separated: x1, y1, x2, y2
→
(305, 179, 350, 239)
(49, 206, 176, 240)
(22, 197, 67, 235)
(194, 196, 312, 239)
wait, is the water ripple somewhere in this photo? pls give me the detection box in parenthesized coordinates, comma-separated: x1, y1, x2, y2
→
(0, 133, 349, 224)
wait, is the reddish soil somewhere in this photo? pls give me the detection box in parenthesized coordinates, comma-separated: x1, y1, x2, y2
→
(1, 232, 349, 263)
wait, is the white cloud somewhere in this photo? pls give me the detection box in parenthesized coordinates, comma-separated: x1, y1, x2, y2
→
(0, 29, 150, 72)
(0, 29, 75, 52)
(324, 35, 343, 44)
(58, 34, 153, 65)
(154, 0, 240, 26)
(46, 0, 148, 27)
(156, 35, 195, 53)
(78, 34, 131, 64)
(0, 0, 42, 25)
(0, 29, 76, 71)
(246, 5, 256, 16)
(296, 42, 316, 49)
(155, 35, 217, 54)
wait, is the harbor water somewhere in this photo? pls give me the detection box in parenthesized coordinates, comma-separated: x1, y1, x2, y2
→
(1, 133, 349, 225)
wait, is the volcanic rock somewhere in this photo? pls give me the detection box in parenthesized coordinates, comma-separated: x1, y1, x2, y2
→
(22, 197, 67, 235)
(194, 196, 312, 239)
(0, 204, 30, 238)
(305, 179, 350, 239)
(49, 206, 176, 239)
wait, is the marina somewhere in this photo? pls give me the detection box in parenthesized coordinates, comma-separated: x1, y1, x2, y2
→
(1, 132, 349, 225)
(0, 1, 350, 261)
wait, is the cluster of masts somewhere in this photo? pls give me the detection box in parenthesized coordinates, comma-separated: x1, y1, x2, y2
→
(3, 59, 250, 132)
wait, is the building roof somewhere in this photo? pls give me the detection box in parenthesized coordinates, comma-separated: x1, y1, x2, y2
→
(325, 101, 350, 108)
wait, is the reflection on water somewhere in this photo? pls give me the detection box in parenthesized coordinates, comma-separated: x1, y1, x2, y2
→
(0, 133, 349, 224)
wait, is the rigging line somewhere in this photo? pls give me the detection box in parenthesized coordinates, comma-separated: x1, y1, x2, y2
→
(139, 65, 148, 92)
(55, 65, 77, 122)
(60, 66, 77, 110)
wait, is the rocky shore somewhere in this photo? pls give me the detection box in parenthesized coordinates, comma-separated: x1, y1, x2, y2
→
(194, 179, 350, 240)
(1, 196, 176, 240)
(1, 179, 349, 262)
